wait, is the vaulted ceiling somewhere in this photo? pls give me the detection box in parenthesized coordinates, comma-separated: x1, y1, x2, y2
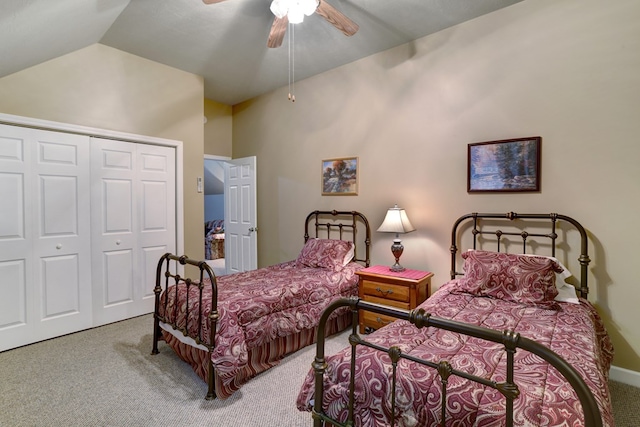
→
(1, 0, 523, 106)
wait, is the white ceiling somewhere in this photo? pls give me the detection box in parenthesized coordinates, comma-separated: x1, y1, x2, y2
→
(1, 0, 523, 106)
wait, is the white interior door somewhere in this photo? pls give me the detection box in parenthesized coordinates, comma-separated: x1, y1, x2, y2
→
(0, 124, 31, 351)
(0, 125, 92, 352)
(91, 138, 176, 326)
(137, 143, 176, 306)
(32, 130, 92, 340)
(224, 156, 257, 274)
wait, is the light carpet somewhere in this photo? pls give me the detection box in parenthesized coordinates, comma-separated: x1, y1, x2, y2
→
(1, 314, 638, 426)
(0, 314, 347, 427)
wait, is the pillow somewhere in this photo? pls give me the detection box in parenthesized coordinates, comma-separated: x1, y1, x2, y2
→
(295, 239, 355, 271)
(518, 254, 579, 304)
(459, 250, 563, 308)
(555, 282, 579, 304)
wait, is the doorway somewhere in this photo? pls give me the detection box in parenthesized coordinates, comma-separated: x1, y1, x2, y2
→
(204, 155, 258, 275)
(204, 155, 229, 275)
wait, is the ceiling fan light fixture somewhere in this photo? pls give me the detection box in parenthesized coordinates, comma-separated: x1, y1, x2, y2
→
(270, 0, 318, 24)
(288, 4, 305, 23)
(270, 0, 288, 19)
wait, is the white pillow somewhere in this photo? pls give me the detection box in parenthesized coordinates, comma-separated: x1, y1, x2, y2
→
(555, 282, 579, 304)
(343, 242, 355, 266)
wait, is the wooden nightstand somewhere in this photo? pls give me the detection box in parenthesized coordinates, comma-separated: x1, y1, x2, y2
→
(357, 265, 433, 333)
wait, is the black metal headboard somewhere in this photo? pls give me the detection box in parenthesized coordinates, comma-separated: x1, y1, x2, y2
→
(304, 210, 371, 267)
(450, 212, 590, 299)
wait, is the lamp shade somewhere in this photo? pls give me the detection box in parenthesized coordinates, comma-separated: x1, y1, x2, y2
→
(377, 205, 415, 234)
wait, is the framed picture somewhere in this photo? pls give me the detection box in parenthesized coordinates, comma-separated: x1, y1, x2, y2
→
(321, 157, 358, 196)
(468, 137, 541, 192)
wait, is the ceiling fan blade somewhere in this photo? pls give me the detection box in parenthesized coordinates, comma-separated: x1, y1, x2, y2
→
(267, 16, 288, 48)
(315, 0, 359, 37)
(202, 0, 227, 4)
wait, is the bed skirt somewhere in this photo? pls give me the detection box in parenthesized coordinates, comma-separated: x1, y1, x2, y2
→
(161, 311, 352, 399)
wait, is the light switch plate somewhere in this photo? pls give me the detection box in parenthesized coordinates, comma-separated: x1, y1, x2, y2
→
(197, 177, 203, 193)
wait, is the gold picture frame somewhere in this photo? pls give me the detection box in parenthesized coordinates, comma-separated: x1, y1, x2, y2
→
(321, 157, 358, 196)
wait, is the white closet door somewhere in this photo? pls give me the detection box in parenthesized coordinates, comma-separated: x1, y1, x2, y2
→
(0, 124, 33, 351)
(0, 125, 92, 352)
(32, 129, 92, 340)
(137, 143, 176, 307)
(91, 138, 175, 326)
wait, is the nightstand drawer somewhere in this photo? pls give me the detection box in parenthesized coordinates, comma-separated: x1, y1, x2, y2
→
(361, 280, 410, 303)
(362, 294, 410, 310)
(362, 311, 397, 330)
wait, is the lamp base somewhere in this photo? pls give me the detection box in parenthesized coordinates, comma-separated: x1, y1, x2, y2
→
(389, 263, 406, 272)
(389, 238, 406, 272)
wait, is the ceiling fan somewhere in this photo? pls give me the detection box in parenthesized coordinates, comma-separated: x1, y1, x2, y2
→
(202, 0, 359, 48)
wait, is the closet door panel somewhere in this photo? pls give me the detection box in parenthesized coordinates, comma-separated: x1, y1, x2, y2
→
(40, 255, 81, 318)
(102, 250, 134, 305)
(0, 125, 32, 350)
(136, 144, 175, 304)
(31, 130, 92, 341)
(0, 260, 26, 329)
(91, 138, 137, 326)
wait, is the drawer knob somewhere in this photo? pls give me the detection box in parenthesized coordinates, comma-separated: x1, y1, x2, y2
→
(375, 287, 394, 296)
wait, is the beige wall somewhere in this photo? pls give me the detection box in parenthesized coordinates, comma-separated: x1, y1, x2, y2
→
(232, 0, 640, 372)
(0, 43, 205, 260)
(204, 98, 232, 156)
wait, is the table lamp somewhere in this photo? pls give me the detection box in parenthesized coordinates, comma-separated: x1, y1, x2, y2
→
(377, 204, 415, 272)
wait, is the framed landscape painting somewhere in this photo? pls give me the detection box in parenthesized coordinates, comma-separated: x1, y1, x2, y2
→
(468, 137, 541, 193)
(321, 157, 358, 196)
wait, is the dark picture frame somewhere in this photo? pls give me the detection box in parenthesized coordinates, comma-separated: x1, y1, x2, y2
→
(321, 157, 358, 196)
(467, 137, 541, 192)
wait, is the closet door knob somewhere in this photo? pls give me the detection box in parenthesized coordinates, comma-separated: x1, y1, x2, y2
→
(116, 240, 121, 245)
(56, 244, 62, 250)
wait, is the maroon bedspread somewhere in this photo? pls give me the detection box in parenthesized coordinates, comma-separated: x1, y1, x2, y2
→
(159, 260, 361, 396)
(296, 280, 614, 426)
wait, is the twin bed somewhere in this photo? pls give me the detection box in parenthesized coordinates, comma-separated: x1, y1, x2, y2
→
(152, 210, 371, 399)
(296, 212, 613, 426)
(152, 210, 613, 427)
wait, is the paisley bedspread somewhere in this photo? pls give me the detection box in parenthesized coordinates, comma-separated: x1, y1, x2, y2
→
(296, 280, 614, 426)
(159, 260, 361, 397)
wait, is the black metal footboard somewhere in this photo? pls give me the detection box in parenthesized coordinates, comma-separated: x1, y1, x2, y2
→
(151, 253, 219, 400)
(311, 298, 603, 427)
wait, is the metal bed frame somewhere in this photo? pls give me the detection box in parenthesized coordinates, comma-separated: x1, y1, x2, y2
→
(310, 212, 602, 427)
(151, 210, 370, 399)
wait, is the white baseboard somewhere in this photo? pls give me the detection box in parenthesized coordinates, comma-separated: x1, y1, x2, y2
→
(609, 365, 640, 388)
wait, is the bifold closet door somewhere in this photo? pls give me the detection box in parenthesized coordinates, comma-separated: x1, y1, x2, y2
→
(91, 138, 176, 326)
(0, 124, 92, 352)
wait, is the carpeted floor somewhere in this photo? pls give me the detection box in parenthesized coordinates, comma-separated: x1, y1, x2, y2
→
(0, 314, 638, 426)
(0, 314, 346, 426)
(609, 379, 640, 427)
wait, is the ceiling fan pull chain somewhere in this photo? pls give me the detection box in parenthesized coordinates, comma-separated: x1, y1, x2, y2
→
(288, 23, 295, 102)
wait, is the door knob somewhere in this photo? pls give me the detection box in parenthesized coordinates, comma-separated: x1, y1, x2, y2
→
(116, 240, 121, 245)
(249, 227, 258, 233)
(56, 244, 62, 249)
